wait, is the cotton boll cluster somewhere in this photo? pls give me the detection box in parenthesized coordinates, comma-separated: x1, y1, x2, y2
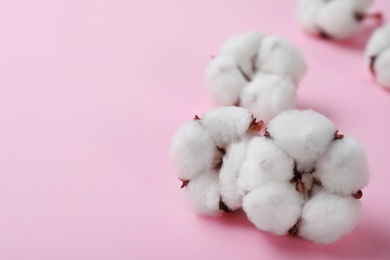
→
(205, 31, 307, 122)
(297, 0, 382, 39)
(240, 109, 370, 244)
(170, 108, 369, 244)
(365, 23, 390, 87)
(170, 106, 263, 216)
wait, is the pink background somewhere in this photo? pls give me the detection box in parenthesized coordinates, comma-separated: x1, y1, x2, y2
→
(1, 0, 390, 259)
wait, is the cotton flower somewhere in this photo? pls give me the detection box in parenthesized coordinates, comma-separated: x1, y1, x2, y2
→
(297, 0, 381, 39)
(171, 108, 369, 243)
(365, 22, 390, 87)
(205, 31, 307, 123)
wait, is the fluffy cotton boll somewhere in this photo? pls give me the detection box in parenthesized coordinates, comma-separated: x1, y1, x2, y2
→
(205, 55, 248, 105)
(297, 0, 374, 39)
(238, 136, 294, 194)
(299, 189, 362, 244)
(257, 35, 308, 83)
(266, 109, 336, 172)
(365, 23, 390, 61)
(297, 0, 326, 34)
(219, 137, 252, 211)
(184, 171, 222, 216)
(315, 136, 369, 196)
(170, 120, 216, 181)
(240, 73, 297, 123)
(219, 31, 264, 79)
(243, 183, 304, 235)
(201, 106, 255, 148)
(316, 1, 363, 39)
(374, 49, 390, 87)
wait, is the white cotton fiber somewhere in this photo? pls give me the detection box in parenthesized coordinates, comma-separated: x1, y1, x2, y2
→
(238, 136, 294, 194)
(365, 23, 390, 61)
(374, 49, 390, 87)
(299, 189, 362, 244)
(297, 0, 326, 34)
(201, 106, 254, 148)
(240, 73, 297, 122)
(243, 183, 304, 235)
(170, 120, 216, 181)
(184, 171, 222, 216)
(315, 136, 369, 196)
(219, 137, 252, 211)
(205, 55, 248, 105)
(297, 0, 374, 39)
(219, 31, 264, 79)
(257, 35, 308, 83)
(317, 1, 361, 39)
(266, 109, 336, 172)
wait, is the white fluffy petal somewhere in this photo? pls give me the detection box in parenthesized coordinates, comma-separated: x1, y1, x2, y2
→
(315, 136, 369, 196)
(170, 120, 216, 181)
(374, 48, 390, 87)
(184, 171, 222, 216)
(365, 23, 390, 60)
(219, 31, 264, 79)
(299, 189, 361, 244)
(257, 35, 308, 83)
(219, 137, 252, 211)
(297, 0, 373, 39)
(205, 55, 248, 105)
(296, 0, 326, 34)
(240, 73, 297, 122)
(266, 109, 336, 172)
(201, 106, 254, 148)
(317, 1, 361, 39)
(238, 136, 294, 193)
(243, 183, 304, 235)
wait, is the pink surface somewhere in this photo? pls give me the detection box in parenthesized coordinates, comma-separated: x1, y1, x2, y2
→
(1, 0, 390, 259)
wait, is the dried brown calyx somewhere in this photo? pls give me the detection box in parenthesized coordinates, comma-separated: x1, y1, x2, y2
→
(213, 147, 226, 170)
(288, 218, 301, 236)
(179, 179, 190, 189)
(263, 129, 271, 139)
(319, 30, 332, 40)
(219, 197, 232, 213)
(370, 56, 377, 76)
(354, 12, 383, 24)
(248, 117, 264, 133)
(290, 163, 307, 198)
(194, 115, 201, 120)
(334, 130, 344, 140)
(352, 190, 363, 199)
